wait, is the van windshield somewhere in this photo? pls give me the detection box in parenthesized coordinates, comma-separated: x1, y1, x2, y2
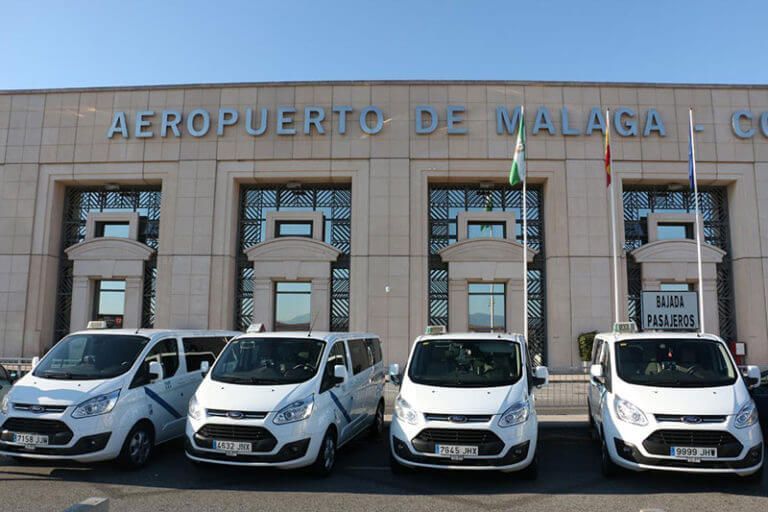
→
(211, 337, 326, 385)
(34, 334, 150, 380)
(615, 338, 737, 388)
(408, 339, 522, 388)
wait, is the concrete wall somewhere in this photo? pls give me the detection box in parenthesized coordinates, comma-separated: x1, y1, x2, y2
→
(1, 82, 767, 365)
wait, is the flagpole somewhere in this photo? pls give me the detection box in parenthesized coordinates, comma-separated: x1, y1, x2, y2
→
(689, 108, 705, 334)
(606, 109, 621, 325)
(523, 163, 528, 340)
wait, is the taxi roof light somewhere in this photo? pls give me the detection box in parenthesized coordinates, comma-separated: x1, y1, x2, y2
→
(613, 321, 638, 334)
(425, 325, 447, 335)
(246, 323, 267, 333)
(86, 320, 108, 329)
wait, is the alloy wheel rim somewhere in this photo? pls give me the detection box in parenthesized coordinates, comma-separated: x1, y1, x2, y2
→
(323, 436, 335, 470)
(130, 430, 150, 464)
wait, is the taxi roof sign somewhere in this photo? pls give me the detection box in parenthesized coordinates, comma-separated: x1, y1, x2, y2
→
(612, 321, 638, 334)
(425, 325, 447, 335)
(246, 323, 266, 333)
(86, 320, 108, 329)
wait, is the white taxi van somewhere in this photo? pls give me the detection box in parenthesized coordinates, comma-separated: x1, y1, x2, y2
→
(185, 329, 385, 476)
(0, 324, 239, 468)
(388, 328, 549, 477)
(588, 323, 764, 478)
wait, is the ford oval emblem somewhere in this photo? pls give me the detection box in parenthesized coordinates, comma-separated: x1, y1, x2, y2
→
(30, 405, 44, 413)
(682, 416, 702, 424)
(449, 415, 468, 423)
(227, 411, 244, 419)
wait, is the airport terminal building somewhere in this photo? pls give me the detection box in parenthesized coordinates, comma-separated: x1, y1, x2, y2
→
(1, 80, 768, 367)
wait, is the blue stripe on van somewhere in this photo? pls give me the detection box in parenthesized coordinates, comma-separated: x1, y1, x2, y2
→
(144, 387, 182, 419)
(328, 391, 352, 423)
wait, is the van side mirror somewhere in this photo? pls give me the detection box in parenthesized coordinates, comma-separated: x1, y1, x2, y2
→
(148, 361, 164, 382)
(388, 363, 402, 385)
(533, 366, 549, 388)
(333, 364, 348, 385)
(590, 363, 604, 382)
(745, 365, 761, 389)
(200, 361, 210, 375)
(31, 356, 40, 369)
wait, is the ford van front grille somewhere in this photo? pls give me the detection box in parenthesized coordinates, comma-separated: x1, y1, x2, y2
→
(12, 404, 68, 414)
(654, 414, 726, 424)
(195, 423, 278, 452)
(423, 414, 493, 423)
(642, 429, 742, 457)
(412, 429, 504, 456)
(1, 418, 74, 445)
(206, 409, 268, 420)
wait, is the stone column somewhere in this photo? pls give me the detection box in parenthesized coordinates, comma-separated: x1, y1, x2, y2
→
(310, 278, 331, 331)
(70, 276, 93, 332)
(506, 279, 525, 334)
(123, 276, 144, 329)
(252, 278, 274, 331)
(448, 279, 468, 332)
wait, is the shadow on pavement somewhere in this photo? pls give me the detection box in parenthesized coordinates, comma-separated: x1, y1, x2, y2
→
(1, 424, 765, 498)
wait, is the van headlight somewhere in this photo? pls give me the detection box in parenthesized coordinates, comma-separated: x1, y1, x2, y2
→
(273, 394, 314, 425)
(734, 400, 758, 429)
(188, 395, 204, 420)
(498, 399, 530, 428)
(614, 396, 648, 426)
(394, 395, 422, 425)
(71, 390, 120, 419)
(1, 395, 9, 415)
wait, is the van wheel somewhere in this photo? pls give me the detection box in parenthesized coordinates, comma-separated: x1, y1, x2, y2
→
(600, 437, 620, 478)
(518, 455, 539, 480)
(311, 429, 337, 477)
(118, 422, 154, 469)
(369, 400, 385, 441)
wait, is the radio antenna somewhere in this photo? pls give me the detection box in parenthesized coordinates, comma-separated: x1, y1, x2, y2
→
(307, 310, 320, 337)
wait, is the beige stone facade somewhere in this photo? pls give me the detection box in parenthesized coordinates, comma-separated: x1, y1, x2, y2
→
(1, 81, 768, 367)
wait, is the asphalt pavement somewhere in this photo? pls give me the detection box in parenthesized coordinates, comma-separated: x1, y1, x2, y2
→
(0, 422, 765, 512)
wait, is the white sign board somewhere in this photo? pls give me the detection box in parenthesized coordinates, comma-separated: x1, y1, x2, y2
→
(641, 291, 699, 331)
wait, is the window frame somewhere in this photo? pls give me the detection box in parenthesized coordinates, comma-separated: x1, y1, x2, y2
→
(466, 220, 507, 239)
(467, 282, 507, 332)
(273, 281, 312, 332)
(275, 219, 315, 238)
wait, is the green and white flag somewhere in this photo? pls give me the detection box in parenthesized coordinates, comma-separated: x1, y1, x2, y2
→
(509, 108, 526, 186)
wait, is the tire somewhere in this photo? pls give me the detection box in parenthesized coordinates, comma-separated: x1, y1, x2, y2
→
(369, 400, 385, 441)
(310, 428, 337, 477)
(600, 437, 620, 478)
(518, 455, 539, 480)
(389, 450, 409, 475)
(118, 422, 154, 470)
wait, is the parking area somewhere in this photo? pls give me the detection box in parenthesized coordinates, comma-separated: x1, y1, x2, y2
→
(0, 422, 764, 512)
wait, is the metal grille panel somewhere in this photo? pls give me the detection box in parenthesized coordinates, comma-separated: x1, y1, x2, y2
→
(428, 185, 546, 363)
(236, 185, 352, 332)
(54, 187, 162, 341)
(623, 186, 734, 341)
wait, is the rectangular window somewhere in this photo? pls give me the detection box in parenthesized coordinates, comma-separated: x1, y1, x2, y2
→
(95, 221, 131, 238)
(467, 221, 505, 239)
(182, 336, 229, 372)
(348, 338, 373, 374)
(320, 341, 348, 393)
(94, 280, 126, 328)
(132, 338, 179, 387)
(276, 220, 313, 238)
(468, 283, 506, 332)
(659, 283, 693, 291)
(657, 222, 693, 240)
(274, 282, 312, 331)
(365, 338, 382, 364)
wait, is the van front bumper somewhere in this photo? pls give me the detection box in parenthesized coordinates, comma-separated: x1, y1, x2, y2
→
(184, 415, 324, 469)
(0, 412, 123, 462)
(603, 414, 764, 476)
(389, 414, 538, 472)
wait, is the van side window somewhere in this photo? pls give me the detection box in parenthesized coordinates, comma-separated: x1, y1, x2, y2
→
(348, 339, 372, 374)
(182, 336, 227, 372)
(601, 344, 612, 390)
(320, 342, 348, 393)
(130, 339, 178, 388)
(365, 338, 382, 364)
(591, 339, 603, 365)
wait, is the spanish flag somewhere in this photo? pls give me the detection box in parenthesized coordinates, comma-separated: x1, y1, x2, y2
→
(604, 109, 612, 187)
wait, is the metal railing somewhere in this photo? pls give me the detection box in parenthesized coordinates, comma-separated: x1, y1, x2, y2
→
(0, 358, 34, 379)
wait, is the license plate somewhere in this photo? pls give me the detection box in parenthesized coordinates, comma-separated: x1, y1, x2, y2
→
(670, 446, 717, 460)
(213, 440, 252, 454)
(435, 444, 479, 459)
(12, 433, 49, 446)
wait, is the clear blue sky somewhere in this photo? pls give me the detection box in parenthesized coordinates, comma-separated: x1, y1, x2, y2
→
(1, 0, 765, 90)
